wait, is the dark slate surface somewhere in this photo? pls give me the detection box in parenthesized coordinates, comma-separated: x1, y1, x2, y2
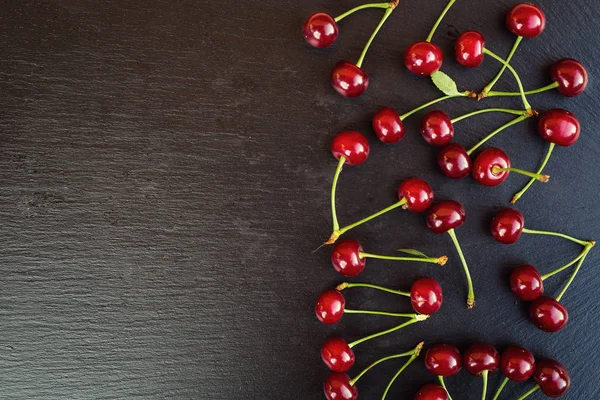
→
(0, 0, 598, 399)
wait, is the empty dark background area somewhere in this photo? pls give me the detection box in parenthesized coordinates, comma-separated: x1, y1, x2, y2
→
(0, 0, 598, 399)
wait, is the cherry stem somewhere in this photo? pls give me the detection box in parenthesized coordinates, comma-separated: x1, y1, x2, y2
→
(451, 108, 527, 124)
(521, 228, 590, 247)
(337, 282, 410, 297)
(356, 5, 396, 68)
(331, 156, 346, 232)
(334, 2, 393, 23)
(348, 315, 427, 348)
(515, 385, 540, 400)
(438, 376, 454, 400)
(381, 343, 423, 400)
(480, 36, 523, 97)
(399, 94, 468, 121)
(541, 244, 590, 281)
(488, 81, 559, 98)
(491, 166, 550, 182)
(555, 241, 595, 302)
(491, 376, 508, 400)
(511, 143, 555, 204)
(480, 370, 489, 400)
(482, 48, 531, 110)
(447, 229, 475, 308)
(360, 252, 446, 265)
(426, 0, 457, 42)
(344, 309, 420, 318)
(350, 341, 423, 386)
(466, 115, 527, 156)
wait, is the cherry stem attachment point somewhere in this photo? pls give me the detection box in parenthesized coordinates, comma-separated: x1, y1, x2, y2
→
(447, 229, 475, 308)
(400, 94, 468, 121)
(344, 309, 420, 318)
(491, 376, 508, 400)
(555, 241, 595, 302)
(334, 2, 394, 23)
(482, 47, 531, 110)
(337, 282, 410, 297)
(360, 252, 446, 265)
(488, 81, 559, 98)
(467, 115, 528, 156)
(541, 243, 591, 280)
(451, 108, 528, 124)
(480, 370, 489, 400)
(438, 376, 454, 400)
(331, 156, 346, 232)
(511, 143, 555, 204)
(491, 166, 549, 182)
(515, 385, 540, 400)
(349, 341, 422, 386)
(480, 36, 523, 97)
(381, 342, 424, 400)
(426, 0, 457, 42)
(356, 5, 396, 68)
(348, 315, 428, 348)
(521, 228, 590, 247)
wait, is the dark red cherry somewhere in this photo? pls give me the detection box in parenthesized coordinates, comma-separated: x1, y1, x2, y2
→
(303, 13, 339, 48)
(426, 201, 465, 234)
(414, 384, 448, 400)
(501, 346, 535, 382)
(421, 111, 454, 146)
(331, 61, 369, 98)
(398, 178, 434, 213)
(331, 239, 366, 277)
(315, 290, 345, 324)
(437, 144, 471, 179)
(534, 359, 570, 397)
(464, 343, 499, 376)
(321, 337, 355, 372)
(551, 58, 588, 97)
(331, 131, 370, 165)
(410, 278, 443, 315)
(455, 31, 485, 68)
(404, 41, 443, 76)
(490, 208, 524, 244)
(529, 296, 568, 332)
(425, 344, 462, 377)
(373, 108, 405, 144)
(538, 109, 580, 147)
(472, 148, 510, 187)
(506, 3, 546, 38)
(324, 372, 358, 400)
(510, 264, 544, 301)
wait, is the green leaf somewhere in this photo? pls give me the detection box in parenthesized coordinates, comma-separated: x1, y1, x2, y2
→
(396, 249, 429, 258)
(431, 71, 461, 96)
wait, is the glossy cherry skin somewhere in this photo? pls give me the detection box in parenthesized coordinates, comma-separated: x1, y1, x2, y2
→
(373, 108, 405, 144)
(490, 208, 524, 244)
(303, 13, 339, 48)
(426, 201, 465, 234)
(510, 264, 544, 301)
(414, 384, 448, 400)
(315, 290, 345, 324)
(331, 131, 370, 165)
(506, 3, 546, 38)
(324, 372, 358, 400)
(331, 239, 366, 277)
(529, 296, 569, 332)
(398, 178, 434, 213)
(425, 344, 462, 377)
(331, 61, 369, 98)
(538, 109, 580, 147)
(464, 343, 500, 376)
(404, 41, 443, 76)
(421, 111, 454, 146)
(551, 58, 588, 97)
(534, 359, 570, 397)
(455, 31, 485, 68)
(437, 144, 471, 179)
(472, 148, 510, 187)
(501, 346, 535, 382)
(410, 278, 443, 315)
(321, 337, 355, 372)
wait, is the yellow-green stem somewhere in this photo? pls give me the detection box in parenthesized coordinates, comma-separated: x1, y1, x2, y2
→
(360, 252, 444, 265)
(515, 385, 540, 400)
(467, 115, 527, 156)
(337, 282, 410, 297)
(451, 108, 526, 124)
(511, 143, 555, 204)
(349, 346, 418, 386)
(426, 0, 457, 42)
(483, 47, 531, 110)
(447, 229, 475, 308)
(491, 166, 549, 182)
(555, 242, 595, 302)
(481, 36, 523, 96)
(381, 347, 422, 400)
(521, 228, 589, 247)
(491, 377, 508, 400)
(331, 156, 345, 231)
(438, 376, 454, 400)
(480, 370, 489, 400)
(541, 245, 588, 280)
(356, 6, 396, 68)
(348, 316, 426, 348)
(344, 309, 419, 318)
(334, 2, 392, 22)
(488, 81, 559, 97)
(399, 94, 467, 120)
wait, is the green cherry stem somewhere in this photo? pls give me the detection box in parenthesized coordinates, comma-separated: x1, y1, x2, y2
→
(515, 385, 540, 400)
(521, 228, 590, 247)
(447, 229, 475, 308)
(480, 370, 489, 400)
(491, 377, 508, 400)
(399, 93, 468, 121)
(482, 48, 531, 110)
(334, 2, 394, 23)
(360, 252, 447, 265)
(450, 108, 527, 124)
(381, 342, 424, 400)
(488, 81, 559, 98)
(511, 143, 555, 204)
(355, 2, 398, 68)
(466, 115, 528, 156)
(438, 376, 454, 400)
(480, 36, 523, 97)
(555, 241, 595, 302)
(331, 156, 346, 232)
(541, 244, 590, 280)
(337, 282, 411, 296)
(344, 309, 422, 318)
(348, 315, 428, 348)
(491, 166, 549, 182)
(349, 342, 423, 386)
(426, 0, 457, 42)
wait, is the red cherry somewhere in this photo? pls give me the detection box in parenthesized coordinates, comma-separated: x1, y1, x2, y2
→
(373, 108, 405, 144)
(421, 111, 454, 146)
(510, 265, 544, 301)
(551, 58, 588, 97)
(404, 41, 443, 76)
(410, 278, 443, 315)
(534, 359, 570, 397)
(490, 208, 524, 244)
(331, 131, 370, 165)
(464, 343, 499, 376)
(455, 31, 485, 68)
(331, 239, 366, 277)
(315, 290, 345, 324)
(324, 372, 358, 400)
(398, 178, 435, 213)
(321, 337, 355, 372)
(414, 384, 448, 400)
(331, 61, 369, 98)
(424, 344, 462, 377)
(437, 144, 471, 179)
(538, 109, 580, 147)
(500, 346, 535, 382)
(303, 13, 339, 48)
(506, 3, 546, 38)
(472, 148, 510, 187)
(529, 296, 569, 332)
(426, 201, 465, 234)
